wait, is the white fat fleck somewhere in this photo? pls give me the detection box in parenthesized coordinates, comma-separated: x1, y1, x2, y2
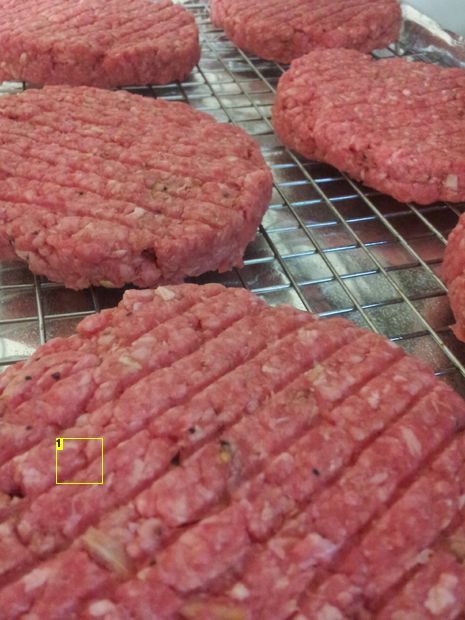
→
(107, 180, 121, 191)
(112, 249, 127, 258)
(300, 329, 318, 343)
(276, 577, 290, 590)
(367, 391, 380, 409)
(321, 427, 334, 440)
(450, 532, 465, 560)
(260, 502, 274, 523)
(63, 506, 85, 537)
(19, 52, 28, 64)
(284, 599, 299, 615)
(316, 604, 344, 620)
(130, 458, 145, 484)
(132, 290, 154, 301)
(88, 600, 117, 617)
(155, 286, 176, 301)
(350, 427, 367, 442)
(229, 583, 250, 600)
(306, 365, 323, 382)
(412, 548, 433, 566)
(402, 89, 411, 96)
(130, 206, 146, 218)
(400, 427, 422, 456)
(168, 495, 189, 522)
(118, 354, 142, 371)
(444, 174, 458, 190)
(307, 533, 337, 561)
(137, 518, 162, 552)
(459, 493, 465, 509)
(24, 467, 45, 487)
(268, 416, 289, 427)
(17, 519, 33, 539)
(370, 472, 389, 485)
(319, 385, 342, 402)
(268, 538, 287, 560)
(425, 573, 458, 615)
(23, 567, 50, 592)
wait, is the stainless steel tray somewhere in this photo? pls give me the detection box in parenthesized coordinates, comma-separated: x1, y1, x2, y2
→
(1, 0, 465, 397)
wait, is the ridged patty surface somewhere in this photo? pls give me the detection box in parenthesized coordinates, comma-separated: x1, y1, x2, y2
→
(0, 284, 464, 619)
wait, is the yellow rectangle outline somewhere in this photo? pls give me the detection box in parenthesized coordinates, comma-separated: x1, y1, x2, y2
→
(55, 437, 104, 485)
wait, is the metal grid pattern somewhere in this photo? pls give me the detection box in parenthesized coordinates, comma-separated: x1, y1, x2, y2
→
(1, 0, 465, 396)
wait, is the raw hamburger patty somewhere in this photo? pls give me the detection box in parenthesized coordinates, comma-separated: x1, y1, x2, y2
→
(443, 216, 465, 343)
(0, 283, 464, 620)
(210, 0, 400, 64)
(273, 48, 465, 204)
(0, 0, 200, 87)
(0, 86, 272, 289)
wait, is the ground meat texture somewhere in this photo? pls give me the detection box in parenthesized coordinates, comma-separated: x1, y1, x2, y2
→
(0, 284, 464, 620)
(0, 86, 272, 289)
(273, 48, 465, 205)
(210, 0, 400, 64)
(443, 215, 465, 343)
(376, 549, 465, 619)
(0, 0, 199, 87)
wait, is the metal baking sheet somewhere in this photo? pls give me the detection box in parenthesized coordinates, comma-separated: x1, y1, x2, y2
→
(399, 3, 465, 66)
(0, 0, 465, 397)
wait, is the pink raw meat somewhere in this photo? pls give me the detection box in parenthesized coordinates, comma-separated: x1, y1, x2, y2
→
(0, 86, 272, 289)
(211, 0, 400, 64)
(273, 48, 465, 204)
(0, 283, 464, 619)
(0, 0, 200, 87)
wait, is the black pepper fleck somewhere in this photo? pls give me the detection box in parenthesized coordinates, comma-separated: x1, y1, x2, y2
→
(25, 425, 32, 431)
(170, 452, 181, 467)
(312, 468, 320, 477)
(24, 375, 32, 381)
(188, 427, 196, 434)
(8, 486, 24, 499)
(218, 439, 233, 463)
(51, 372, 61, 381)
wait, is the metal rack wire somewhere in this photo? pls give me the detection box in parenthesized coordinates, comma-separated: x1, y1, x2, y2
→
(1, 0, 464, 396)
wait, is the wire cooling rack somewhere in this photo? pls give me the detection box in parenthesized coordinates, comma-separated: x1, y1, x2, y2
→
(0, 0, 465, 397)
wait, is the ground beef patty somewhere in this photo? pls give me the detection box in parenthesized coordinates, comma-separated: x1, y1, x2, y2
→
(443, 217, 465, 343)
(0, 86, 272, 289)
(210, 0, 400, 64)
(273, 48, 465, 205)
(0, 0, 199, 87)
(0, 283, 464, 620)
